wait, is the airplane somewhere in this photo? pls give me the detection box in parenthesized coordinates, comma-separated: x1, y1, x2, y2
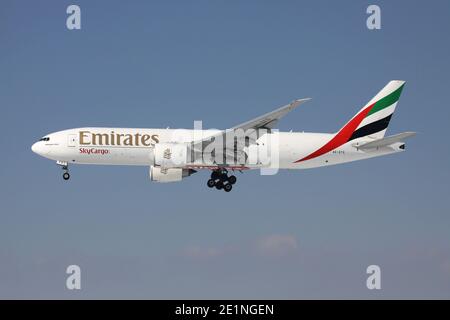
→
(31, 80, 415, 192)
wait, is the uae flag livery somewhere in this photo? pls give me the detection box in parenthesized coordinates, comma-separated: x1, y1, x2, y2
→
(295, 80, 405, 163)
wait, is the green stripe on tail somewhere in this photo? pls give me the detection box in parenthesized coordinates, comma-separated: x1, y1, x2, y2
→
(367, 83, 404, 116)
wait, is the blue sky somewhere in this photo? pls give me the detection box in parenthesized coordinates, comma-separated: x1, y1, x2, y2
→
(1, 0, 450, 298)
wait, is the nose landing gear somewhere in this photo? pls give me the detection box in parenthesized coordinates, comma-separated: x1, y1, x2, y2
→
(57, 161, 70, 181)
(207, 169, 237, 192)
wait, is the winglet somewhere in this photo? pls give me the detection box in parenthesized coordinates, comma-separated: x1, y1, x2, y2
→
(292, 98, 312, 106)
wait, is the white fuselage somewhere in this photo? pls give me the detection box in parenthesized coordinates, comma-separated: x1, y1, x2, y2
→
(31, 127, 404, 170)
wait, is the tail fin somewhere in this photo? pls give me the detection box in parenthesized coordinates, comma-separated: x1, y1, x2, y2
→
(294, 81, 406, 163)
(341, 80, 405, 142)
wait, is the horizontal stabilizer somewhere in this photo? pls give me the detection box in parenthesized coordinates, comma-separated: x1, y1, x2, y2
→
(357, 132, 416, 150)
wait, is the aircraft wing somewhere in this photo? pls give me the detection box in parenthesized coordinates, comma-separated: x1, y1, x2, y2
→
(357, 132, 416, 150)
(229, 98, 311, 131)
(191, 98, 311, 155)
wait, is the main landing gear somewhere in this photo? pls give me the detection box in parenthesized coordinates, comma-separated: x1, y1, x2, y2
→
(57, 161, 70, 181)
(207, 169, 237, 192)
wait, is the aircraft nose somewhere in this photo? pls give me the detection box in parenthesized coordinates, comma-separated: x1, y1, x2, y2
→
(31, 142, 41, 154)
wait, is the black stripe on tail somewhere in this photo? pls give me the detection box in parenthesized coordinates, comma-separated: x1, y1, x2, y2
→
(348, 114, 392, 142)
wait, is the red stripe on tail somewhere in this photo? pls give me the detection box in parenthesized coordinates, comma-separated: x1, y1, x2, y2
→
(294, 103, 374, 163)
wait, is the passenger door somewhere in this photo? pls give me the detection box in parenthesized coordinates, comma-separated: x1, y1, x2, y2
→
(67, 134, 77, 147)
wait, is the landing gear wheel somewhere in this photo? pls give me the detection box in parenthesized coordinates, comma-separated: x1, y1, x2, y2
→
(224, 183, 232, 192)
(63, 172, 70, 180)
(211, 171, 220, 180)
(207, 179, 215, 188)
(228, 175, 237, 184)
(215, 181, 223, 190)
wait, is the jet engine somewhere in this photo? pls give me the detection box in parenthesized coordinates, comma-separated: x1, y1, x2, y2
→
(149, 166, 195, 183)
(151, 143, 188, 168)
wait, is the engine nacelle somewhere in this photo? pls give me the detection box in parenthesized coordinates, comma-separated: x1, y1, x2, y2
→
(152, 143, 188, 168)
(149, 166, 195, 183)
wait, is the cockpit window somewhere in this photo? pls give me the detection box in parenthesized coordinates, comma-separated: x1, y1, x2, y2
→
(39, 137, 50, 141)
